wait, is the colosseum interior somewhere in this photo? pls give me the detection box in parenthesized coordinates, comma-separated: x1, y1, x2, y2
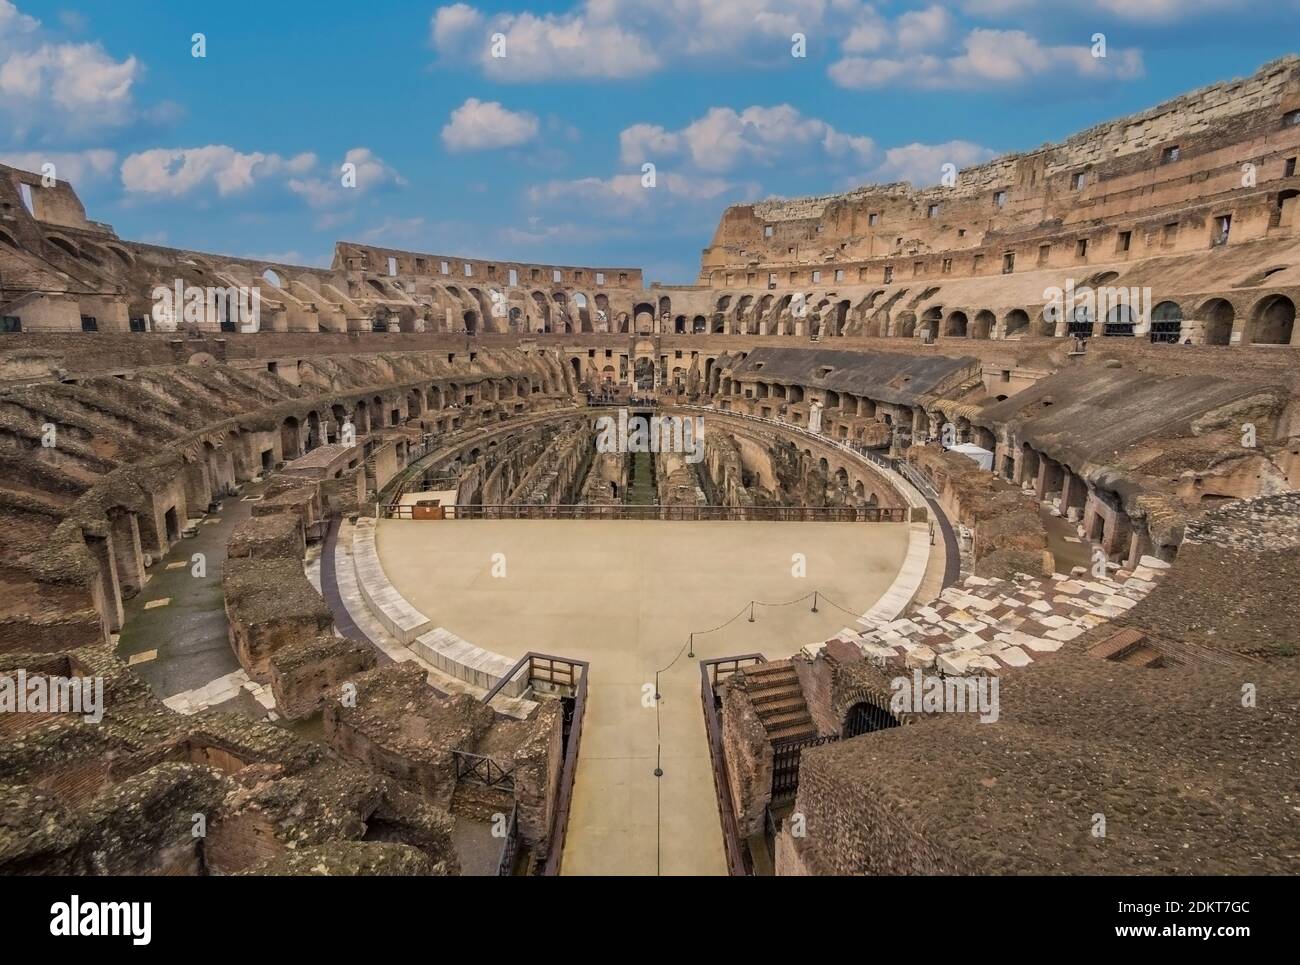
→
(2, 47, 1299, 886)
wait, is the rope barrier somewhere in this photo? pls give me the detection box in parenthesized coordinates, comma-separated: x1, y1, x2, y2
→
(651, 583, 867, 873)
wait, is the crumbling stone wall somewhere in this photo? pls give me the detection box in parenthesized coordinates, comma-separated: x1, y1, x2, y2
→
(323, 664, 496, 808)
(0, 642, 461, 877)
(776, 738, 966, 876)
(269, 634, 376, 721)
(227, 512, 305, 561)
(907, 444, 1048, 575)
(223, 557, 334, 682)
(719, 677, 773, 838)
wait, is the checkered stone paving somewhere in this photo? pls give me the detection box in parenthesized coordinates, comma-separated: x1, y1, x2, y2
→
(827, 556, 1170, 674)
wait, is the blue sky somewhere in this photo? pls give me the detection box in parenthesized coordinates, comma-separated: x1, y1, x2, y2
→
(3, 0, 1298, 283)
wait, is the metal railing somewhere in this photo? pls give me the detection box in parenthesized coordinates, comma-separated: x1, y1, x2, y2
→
(478, 652, 589, 876)
(771, 733, 840, 806)
(495, 805, 520, 877)
(699, 653, 768, 877)
(385, 502, 908, 522)
(686, 403, 941, 504)
(452, 749, 516, 791)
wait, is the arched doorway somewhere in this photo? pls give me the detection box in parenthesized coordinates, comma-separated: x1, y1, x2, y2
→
(634, 357, 654, 391)
(1199, 298, 1234, 345)
(1004, 308, 1029, 337)
(1150, 301, 1183, 343)
(843, 700, 899, 738)
(280, 416, 301, 461)
(921, 307, 942, 339)
(1249, 294, 1295, 344)
(1104, 304, 1136, 337)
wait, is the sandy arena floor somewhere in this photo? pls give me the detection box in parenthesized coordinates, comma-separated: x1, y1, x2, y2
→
(377, 518, 911, 876)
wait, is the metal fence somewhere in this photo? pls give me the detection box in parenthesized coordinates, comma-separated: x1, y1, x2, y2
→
(700, 654, 768, 876)
(452, 749, 516, 791)
(384, 502, 909, 522)
(770, 733, 840, 806)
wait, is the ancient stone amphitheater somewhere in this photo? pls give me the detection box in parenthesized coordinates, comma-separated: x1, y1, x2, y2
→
(2, 57, 1298, 877)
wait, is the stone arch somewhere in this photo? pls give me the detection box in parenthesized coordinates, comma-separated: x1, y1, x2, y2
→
(921, 306, 943, 339)
(305, 410, 322, 450)
(552, 292, 572, 333)
(1198, 298, 1235, 346)
(895, 311, 917, 338)
(1248, 294, 1295, 345)
(573, 292, 592, 332)
(1149, 301, 1183, 343)
(1104, 303, 1136, 337)
(833, 684, 903, 736)
(842, 699, 901, 738)
(47, 234, 82, 260)
(735, 294, 754, 333)
(1003, 308, 1030, 338)
(1067, 296, 1094, 338)
(831, 299, 851, 337)
(633, 302, 655, 334)
(280, 415, 302, 461)
(972, 310, 995, 339)
(530, 291, 552, 331)
(944, 310, 968, 338)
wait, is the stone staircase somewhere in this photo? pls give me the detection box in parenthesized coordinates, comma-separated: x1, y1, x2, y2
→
(745, 660, 816, 744)
(1086, 627, 1165, 668)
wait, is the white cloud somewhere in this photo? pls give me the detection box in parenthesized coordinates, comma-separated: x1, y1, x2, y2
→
(865, 139, 1000, 186)
(831, 28, 1143, 89)
(120, 146, 316, 197)
(621, 105, 876, 174)
(288, 147, 405, 207)
(432, 4, 658, 81)
(527, 171, 735, 212)
(429, 0, 882, 81)
(359, 216, 426, 243)
(619, 123, 681, 166)
(441, 98, 540, 151)
(428, 1, 1150, 92)
(431, 2, 484, 47)
(0, 2, 141, 138)
(0, 0, 37, 35)
(895, 5, 953, 51)
(962, 0, 1253, 20)
(0, 148, 116, 183)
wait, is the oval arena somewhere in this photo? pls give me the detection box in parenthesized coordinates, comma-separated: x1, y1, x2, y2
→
(2, 56, 1300, 878)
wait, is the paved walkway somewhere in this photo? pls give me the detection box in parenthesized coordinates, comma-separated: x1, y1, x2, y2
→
(377, 517, 913, 875)
(116, 486, 260, 700)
